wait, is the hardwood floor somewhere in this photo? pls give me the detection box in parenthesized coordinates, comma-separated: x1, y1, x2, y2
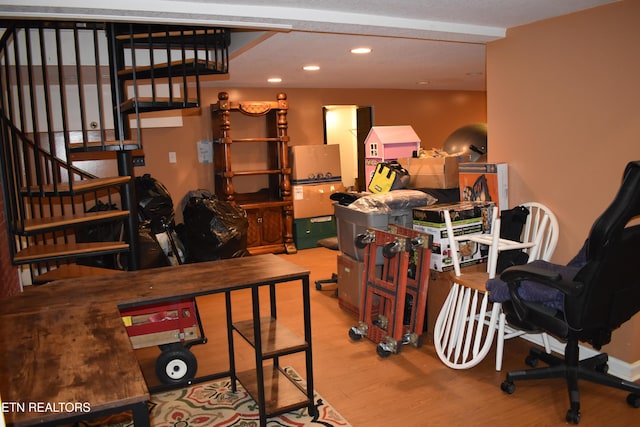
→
(135, 247, 639, 426)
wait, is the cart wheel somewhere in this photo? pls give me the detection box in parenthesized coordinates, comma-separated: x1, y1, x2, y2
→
(382, 241, 399, 258)
(155, 345, 198, 384)
(376, 344, 392, 358)
(355, 233, 370, 249)
(413, 334, 423, 349)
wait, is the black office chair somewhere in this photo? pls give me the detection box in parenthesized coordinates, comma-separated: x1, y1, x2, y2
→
(492, 160, 640, 424)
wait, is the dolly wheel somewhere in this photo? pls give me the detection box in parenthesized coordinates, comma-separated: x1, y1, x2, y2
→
(382, 241, 399, 258)
(155, 345, 198, 384)
(355, 234, 370, 249)
(376, 344, 392, 358)
(348, 327, 363, 341)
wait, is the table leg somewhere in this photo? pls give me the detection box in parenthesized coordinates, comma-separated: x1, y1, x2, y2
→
(131, 401, 150, 427)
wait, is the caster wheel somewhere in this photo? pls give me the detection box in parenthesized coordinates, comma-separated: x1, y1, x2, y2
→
(595, 363, 609, 374)
(376, 345, 392, 358)
(525, 354, 538, 367)
(565, 408, 580, 424)
(348, 327, 363, 341)
(626, 393, 640, 408)
(355, 234, 370, 249)
(155, 345, 198, 384)
(413, 334, 423, 349)
(382, 241, 399, 258)
(500, 381, 515, 394)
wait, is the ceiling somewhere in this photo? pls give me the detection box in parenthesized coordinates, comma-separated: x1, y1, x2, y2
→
(0, 0, 618, 91)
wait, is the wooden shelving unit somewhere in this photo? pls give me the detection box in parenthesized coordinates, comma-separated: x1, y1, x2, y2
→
(211, 92, 296, 254)
(228, 284, 315, 426)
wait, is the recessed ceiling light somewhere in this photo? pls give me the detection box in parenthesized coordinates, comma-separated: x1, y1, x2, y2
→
(417, 81, 430, 85)
(303, 65, 320, 71)
(267, 77, 282, 83)
(350, 47, 372, 54)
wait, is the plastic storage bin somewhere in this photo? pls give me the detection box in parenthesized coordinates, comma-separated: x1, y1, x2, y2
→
(334, 190, 436, 262)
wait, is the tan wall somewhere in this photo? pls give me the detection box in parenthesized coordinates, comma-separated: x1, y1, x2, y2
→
(136, 87, 486, 222)
(486, 0, 640, 362)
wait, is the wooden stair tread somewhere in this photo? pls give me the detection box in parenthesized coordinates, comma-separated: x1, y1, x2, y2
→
(18, 210, 130, 234)
(14, 242, 129, 263)
(69, 139, 140, 151)
(70, 149, 145, 162)
(115, 28, 223, 40)
(118, 58, 225, 79)
(21, 176, 131, 195)
(119, 97, 199, 114)
(34, 264, 124, 284)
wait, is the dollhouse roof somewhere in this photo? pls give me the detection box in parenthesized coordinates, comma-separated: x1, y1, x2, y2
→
(364, 125, 421, 146)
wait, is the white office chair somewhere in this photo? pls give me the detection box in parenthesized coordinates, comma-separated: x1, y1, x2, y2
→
(433, 202, 559, 370)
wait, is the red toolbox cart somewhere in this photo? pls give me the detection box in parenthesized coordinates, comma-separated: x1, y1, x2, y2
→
(120, 298, 206, 385)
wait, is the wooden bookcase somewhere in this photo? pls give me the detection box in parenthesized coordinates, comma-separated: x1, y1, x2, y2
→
(211, 92, 296, 254)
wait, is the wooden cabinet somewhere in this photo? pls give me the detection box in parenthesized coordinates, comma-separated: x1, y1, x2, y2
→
(211, 92, 296, 254)
(244, 206, 284, 249)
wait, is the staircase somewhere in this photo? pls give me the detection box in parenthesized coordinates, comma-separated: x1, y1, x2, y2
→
(0, 20, 229, 285)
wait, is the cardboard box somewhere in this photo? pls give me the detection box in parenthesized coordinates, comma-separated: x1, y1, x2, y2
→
(291, 144, 342, 184)
(458, 162, 509, 210)
(337, 253, 364, 316)
(412, 201, 495, 224)
(364, 126, 421, 184)
(293, 216, 337, 250)
(292, 182, 345, 219)
(399, 156, 459, 189)
(413, 202, 495, 271)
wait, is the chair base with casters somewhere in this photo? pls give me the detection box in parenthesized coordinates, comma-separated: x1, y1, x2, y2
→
(501, 337, 640, 424)
(496, 160, 640, 424)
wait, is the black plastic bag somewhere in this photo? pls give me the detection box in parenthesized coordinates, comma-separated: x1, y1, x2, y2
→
(119, 221, 172, 270)
(135, 173, 175, 234)
(76, 200, 123, 269)
(182, 191, 249, 262)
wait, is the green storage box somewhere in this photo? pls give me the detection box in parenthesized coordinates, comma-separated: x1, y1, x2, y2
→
(293, 215, 337, 250)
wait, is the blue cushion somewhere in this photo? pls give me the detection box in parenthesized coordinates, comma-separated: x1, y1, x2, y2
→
(486, 260, 581, 311)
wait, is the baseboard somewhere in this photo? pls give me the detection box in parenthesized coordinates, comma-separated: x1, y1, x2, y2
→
(521, 333, 640, 382)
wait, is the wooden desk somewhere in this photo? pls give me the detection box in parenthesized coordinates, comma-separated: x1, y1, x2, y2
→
(0, 254, 311, 427)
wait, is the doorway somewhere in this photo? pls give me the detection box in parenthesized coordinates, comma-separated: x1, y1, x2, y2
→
(322, 105, 373, 191)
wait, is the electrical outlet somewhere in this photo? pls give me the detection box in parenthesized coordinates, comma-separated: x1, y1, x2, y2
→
(168, 152, 177, 163)
(132, 156, 145, 167)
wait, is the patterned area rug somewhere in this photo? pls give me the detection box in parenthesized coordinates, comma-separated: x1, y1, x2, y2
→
(77, 367, 351, 427)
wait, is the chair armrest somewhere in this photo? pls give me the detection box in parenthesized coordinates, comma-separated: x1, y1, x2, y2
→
(501, 264, 584, 297)
(500, 263, 584, 321)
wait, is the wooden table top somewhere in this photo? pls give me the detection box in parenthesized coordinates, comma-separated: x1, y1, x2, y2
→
(0, 254, 310, 426)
